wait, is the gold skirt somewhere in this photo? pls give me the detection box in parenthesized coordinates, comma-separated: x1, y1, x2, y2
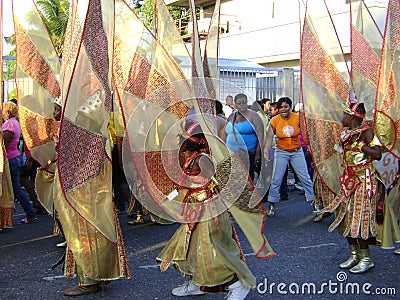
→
(157, 210, 256, 289)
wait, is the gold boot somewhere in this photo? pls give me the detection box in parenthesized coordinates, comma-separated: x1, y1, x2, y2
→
(339, 244, 359, 269)
(127, 214, 145, 225)
(349, 248, 374, 274)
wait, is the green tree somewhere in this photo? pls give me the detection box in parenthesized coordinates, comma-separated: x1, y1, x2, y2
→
(3, 0, 69, 57)
(3, 48, 16, 81)
(134, 0, 190, 31)
(36, 0, 70, 56)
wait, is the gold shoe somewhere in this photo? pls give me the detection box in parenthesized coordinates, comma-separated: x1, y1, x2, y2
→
(64, 284, 99, 296)
(339, 244, 359, 269)
(349, 248, 374, 274)
(127, 215, 145, 225)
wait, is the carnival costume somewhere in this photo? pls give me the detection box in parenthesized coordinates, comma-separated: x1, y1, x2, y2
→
(52, 1, 130, 294)
(322, 121, 384, 240)
(54, 89, 130, 291)
(155, 119, 274, 300)
(157, 151, 257, 290)
(320, 104, 400, 274)
(12, 0, 61, 225)
(301, 0, 399, 196)
(0, 137, 14, 231)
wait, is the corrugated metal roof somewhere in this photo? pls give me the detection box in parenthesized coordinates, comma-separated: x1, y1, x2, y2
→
(218, 58, 278, 73)
(165, 0, 230, 7)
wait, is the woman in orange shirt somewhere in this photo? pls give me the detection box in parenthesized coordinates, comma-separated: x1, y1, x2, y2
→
(264, 97, 314, 216)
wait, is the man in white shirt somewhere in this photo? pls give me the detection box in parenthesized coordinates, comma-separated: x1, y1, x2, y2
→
(223, 95, 235, 118)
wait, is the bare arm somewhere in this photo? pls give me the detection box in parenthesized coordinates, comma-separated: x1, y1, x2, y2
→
(198, 155, 216, 179)
(217, 116, 228, 140)
(359, 129, 382, 160)
(2, 130, 13, 148)
(251, 111, 264, 162)
(263, 125, 275, 160)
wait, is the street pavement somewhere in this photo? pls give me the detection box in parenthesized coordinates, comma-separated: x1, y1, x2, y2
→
(0, 187, 399, 300)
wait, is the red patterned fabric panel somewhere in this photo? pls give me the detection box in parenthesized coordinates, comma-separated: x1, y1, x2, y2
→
(131, 150, 180, 202)
(19, 107, 56, 149)
(83, 0, 112, 111)
(302, 21, 349, 101)
(14, 20, 60, 98)
(307, 119, 342, 164)
(58, 120, 107, 191)
(125, 53, 189, 119)
(351, 28, 379, 85)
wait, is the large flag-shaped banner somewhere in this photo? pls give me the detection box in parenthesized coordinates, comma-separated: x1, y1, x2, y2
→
(12, 0, 60, 166)
(301, 0, 351, 195)
(374, 0, 400, 159)
(301, 0, 398, 195)
(114, 0, 274, 258)
(55, 0, 130, 280)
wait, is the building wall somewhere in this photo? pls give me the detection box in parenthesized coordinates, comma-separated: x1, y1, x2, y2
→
(217, 0, 388, 68)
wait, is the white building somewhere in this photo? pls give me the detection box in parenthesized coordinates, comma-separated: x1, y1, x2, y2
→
(166, 0, 388, 69)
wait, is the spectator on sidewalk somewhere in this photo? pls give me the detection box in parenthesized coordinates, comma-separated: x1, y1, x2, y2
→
(262, 102, 288, 205)
(223, 95, 235, 118)
(292, 103, 314, 193)
(223, 94, 264, 181)
(2, 101, 36, 224)
(264, 97, 314, 217)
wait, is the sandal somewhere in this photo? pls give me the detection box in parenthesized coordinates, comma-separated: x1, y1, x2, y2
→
(267, 208, 275, 217)
(18, 217, 37, 224)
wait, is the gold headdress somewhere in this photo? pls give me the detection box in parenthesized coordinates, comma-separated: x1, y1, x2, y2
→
(343, 102, 366, 119)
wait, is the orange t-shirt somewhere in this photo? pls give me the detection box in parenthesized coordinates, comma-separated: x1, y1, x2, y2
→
(270, 113, 300, 151)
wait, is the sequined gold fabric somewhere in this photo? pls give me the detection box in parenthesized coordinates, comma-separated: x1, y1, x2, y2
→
(12, 2, 61, 166)
(323, 138, 382, 240)
(54, 0, 130, 283)
(0, 142, 14, 229)
(54, 162, 130, 281)
(18, 107, 56, 149)
(375, 0, 400, 157)
(157, 177, 256, 289)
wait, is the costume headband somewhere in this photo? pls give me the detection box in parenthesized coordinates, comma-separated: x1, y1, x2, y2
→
(343, 102, 365, 119)
(183, 121, 206, 145)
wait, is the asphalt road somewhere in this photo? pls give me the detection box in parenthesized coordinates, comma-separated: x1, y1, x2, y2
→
(1, 187, 399, 300)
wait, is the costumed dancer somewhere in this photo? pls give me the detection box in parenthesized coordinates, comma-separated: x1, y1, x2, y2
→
(54, 92, 131, 296)
(35, 98, 65, 247)
(157, 120, 273, 300)
(52, 1, 131, 295)
(321, 102, 384, 274)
